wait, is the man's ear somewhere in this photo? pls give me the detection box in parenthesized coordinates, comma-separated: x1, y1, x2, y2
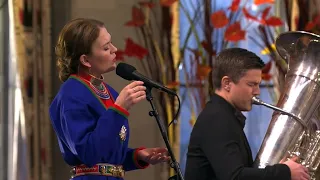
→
(79, 54, 91, 68)
(221, 76, 231, 92)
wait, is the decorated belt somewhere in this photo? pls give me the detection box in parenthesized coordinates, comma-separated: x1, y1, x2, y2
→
(71, 163, 125, 178)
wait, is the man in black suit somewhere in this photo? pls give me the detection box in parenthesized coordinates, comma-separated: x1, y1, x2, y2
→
(184, 48, 310, 180)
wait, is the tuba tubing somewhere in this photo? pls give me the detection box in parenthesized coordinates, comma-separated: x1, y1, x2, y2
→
(253, 31, 320, 180)
(253, 96, 320, 179)
(252, 97, 308, 129)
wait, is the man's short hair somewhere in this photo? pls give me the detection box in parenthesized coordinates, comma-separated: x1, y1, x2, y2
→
(212, 48, 265, 89)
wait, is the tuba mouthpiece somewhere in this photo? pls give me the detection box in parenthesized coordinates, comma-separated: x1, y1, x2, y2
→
(252, 96, 263, 105)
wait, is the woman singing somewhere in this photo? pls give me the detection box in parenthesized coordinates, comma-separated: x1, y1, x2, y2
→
(49, 18, 169, 180)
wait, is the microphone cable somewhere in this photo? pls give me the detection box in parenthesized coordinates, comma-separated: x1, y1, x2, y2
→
(167, 94, 181, 128)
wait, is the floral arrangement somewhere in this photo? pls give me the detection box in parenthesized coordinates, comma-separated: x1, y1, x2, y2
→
(116, 0, 284, 129)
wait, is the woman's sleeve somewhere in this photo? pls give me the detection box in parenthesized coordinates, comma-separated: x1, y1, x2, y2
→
(60, 96, 129, 167)
(106, 84, 149, 171)
(123, 148, 149, 171)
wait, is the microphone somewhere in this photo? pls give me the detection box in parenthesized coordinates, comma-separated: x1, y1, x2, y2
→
(116, 63, 177, 96)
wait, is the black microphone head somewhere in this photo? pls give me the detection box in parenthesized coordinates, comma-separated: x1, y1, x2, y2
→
(116, 63, 137, 81)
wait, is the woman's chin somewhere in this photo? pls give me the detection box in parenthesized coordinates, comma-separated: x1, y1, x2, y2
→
(103, 65, 116, 73)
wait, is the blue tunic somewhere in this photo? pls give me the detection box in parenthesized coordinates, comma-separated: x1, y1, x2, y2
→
(49, 75, 148, 180)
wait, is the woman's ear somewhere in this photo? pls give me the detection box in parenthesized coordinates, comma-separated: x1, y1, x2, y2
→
(79, 54, 91, 68)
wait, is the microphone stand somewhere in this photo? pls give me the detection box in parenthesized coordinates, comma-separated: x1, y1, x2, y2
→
(145, 86, 184, 180)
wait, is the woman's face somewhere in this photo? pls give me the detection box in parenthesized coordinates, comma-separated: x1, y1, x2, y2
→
(81, 27, 118, 75)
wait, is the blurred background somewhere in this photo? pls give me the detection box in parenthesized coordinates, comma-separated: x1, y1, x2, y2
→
(0, 0, 319, 179)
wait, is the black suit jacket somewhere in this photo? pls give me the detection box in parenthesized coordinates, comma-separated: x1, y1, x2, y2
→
(184, 93, 291, 180)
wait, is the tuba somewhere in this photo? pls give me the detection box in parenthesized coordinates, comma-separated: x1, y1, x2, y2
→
(252, 31, 320, 180)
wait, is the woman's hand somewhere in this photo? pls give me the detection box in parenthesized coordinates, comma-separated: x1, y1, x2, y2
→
(136, 147, 170, 165)
(115, 81, 146, 110)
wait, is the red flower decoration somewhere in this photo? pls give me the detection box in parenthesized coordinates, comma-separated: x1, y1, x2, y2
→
(262, 73, 272, 81)
(166, 81, 180, 89)
(229, 0, 240, 12)
(125, 7, 145, 27)
(254, 0, 274, 5)
(242, 8, 259, 22)
(262, 6, 271, 20)
(304, 15, 320, 31)
(261, 61, 272, 81)
(261, 16, 283, 26)
(224, 22, 246, 42)
(197, 65, 212, 79)
(211, 10, 229, 28)
(124, 38, 148, 60)
(115, 50, 126, 61)
(262, 60, 272, 74)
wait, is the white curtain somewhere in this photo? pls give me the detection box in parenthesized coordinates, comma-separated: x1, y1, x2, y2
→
(5, 0, 29, 179)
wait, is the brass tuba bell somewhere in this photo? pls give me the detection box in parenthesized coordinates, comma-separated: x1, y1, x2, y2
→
(252, 31, 320, 180)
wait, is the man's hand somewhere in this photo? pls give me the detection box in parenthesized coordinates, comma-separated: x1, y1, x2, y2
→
(281, 156, 310, 180)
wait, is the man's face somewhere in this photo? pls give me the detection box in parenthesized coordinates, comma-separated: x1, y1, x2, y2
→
(229, 69, 262, 111)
